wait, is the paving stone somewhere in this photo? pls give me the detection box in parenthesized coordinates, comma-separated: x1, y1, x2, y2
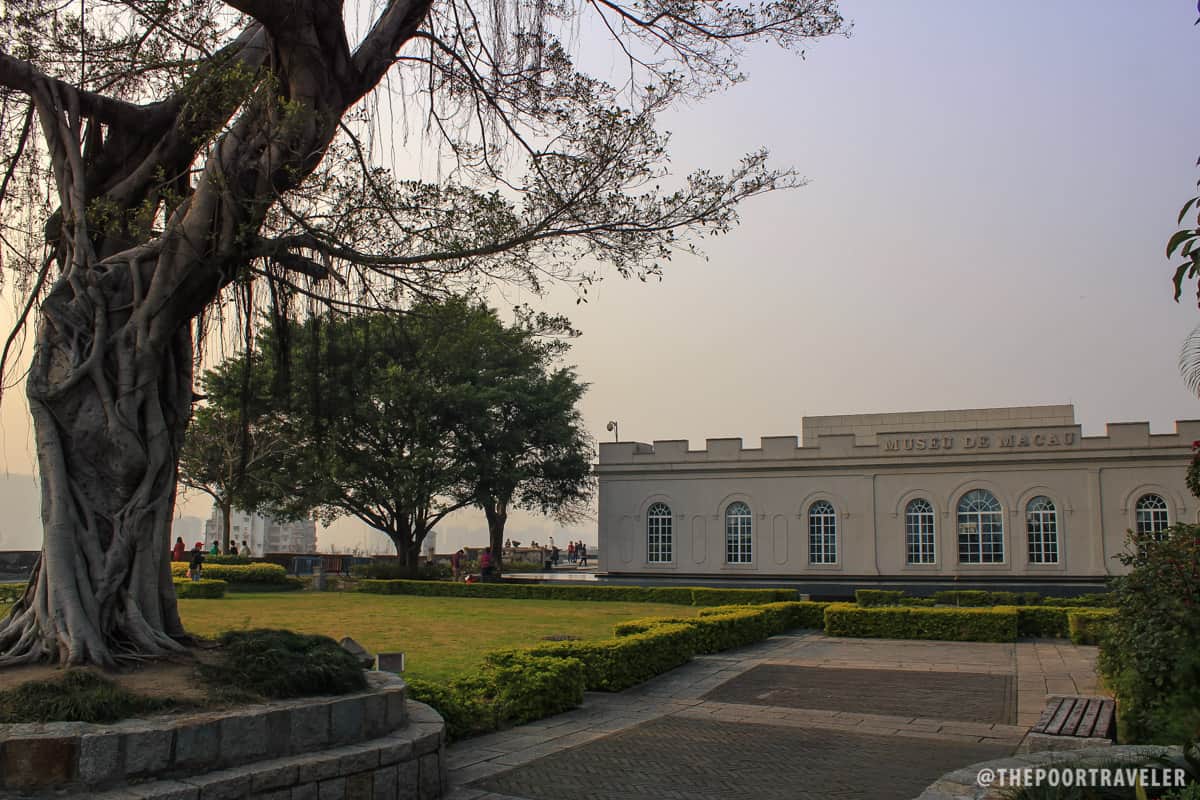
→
(474, 716, 1013, 800)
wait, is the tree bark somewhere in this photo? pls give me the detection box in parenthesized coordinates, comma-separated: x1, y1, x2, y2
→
(484, 502, 508, 577)
(221, 502, 233, 555)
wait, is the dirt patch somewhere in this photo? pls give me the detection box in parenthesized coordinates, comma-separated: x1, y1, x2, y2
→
(0, 647, 224, 704)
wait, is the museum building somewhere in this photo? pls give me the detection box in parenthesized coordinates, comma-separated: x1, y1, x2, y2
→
(596, 405, 1199, 583)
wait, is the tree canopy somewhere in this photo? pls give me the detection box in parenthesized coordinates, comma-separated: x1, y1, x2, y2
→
(204, 297, 591, 575)
(0, 0, 846, 665)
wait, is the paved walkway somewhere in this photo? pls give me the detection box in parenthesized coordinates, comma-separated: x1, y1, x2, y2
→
(444, 633, 1101, 800)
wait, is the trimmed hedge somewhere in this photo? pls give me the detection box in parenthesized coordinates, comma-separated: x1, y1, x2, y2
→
(227, 577, 305, 593)
(173, 579, 227, 599)
(408, 652, 586, 741)
(823, 603, 1018, 642)
(855, 589, 906, 607)
(700, 601, 830, 631)
(1013, 606, 1072, 638)
(1068, 609, 1117, 645)
(356, 579, 795, 606)
(170, 562, 292, 584)
(614, 609, 775, 654)
(511, 622, 697, 691)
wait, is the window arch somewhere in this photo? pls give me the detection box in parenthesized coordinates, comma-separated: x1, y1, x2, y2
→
(1025, 496, 1059, 564)
(646, 503, 673, 563)
(808, 500, 837, 564)
(725, 502, 752, 564)
(957, 489, 1004, 564)
(1135, 494, 1169, 540)
(905, 498, 936, 564)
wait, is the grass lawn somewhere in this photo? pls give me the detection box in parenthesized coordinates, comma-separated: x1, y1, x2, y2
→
(178, 592, 699, 682)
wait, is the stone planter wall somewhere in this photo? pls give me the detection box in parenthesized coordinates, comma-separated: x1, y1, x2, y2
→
(0, 673, 447, 799)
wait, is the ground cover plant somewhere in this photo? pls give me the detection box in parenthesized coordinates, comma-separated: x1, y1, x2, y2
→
(178, 593, 702, 681)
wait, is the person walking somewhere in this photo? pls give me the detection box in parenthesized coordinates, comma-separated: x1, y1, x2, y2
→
(172, 536, 186, 562)
(567, 541, 575, 563)
(451, 548, 464, 578)
(578, 541, 588, 567)
(241, 539, 253, 558)
(189, 542, 205, 581)
(229, 541, 239, 556)
(209, 540, 219, 555)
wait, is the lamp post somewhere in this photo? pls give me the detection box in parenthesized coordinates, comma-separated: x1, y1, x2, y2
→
(606, 420, 619, 442)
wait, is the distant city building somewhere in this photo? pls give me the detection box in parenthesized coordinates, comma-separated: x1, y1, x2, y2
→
(598, 405, 1196, 585)
(204, 507, 318, 555)
(172, 516, 204, 543)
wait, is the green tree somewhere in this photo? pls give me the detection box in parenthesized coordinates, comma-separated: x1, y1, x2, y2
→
(452, 339, 593, 575)
(0, 1, 845, 664)
(178, 356, 292, 554)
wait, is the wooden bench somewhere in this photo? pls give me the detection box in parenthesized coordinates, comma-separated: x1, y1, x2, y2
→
(1029, 695, 1115, 746)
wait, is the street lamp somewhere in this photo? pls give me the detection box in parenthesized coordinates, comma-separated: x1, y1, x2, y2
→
(605, 420, 619, 442)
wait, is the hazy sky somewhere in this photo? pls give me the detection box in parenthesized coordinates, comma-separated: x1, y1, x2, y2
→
(3, 1, 1199, 553)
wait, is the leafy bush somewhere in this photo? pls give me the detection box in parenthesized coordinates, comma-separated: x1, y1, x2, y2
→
(170, 562, 292, 584)
(898, 596, 937, 607)
(1068, 609, 1116, 645)
(1014, 606, 1072, 638)
(356, 579, 794, 606)
(408, 653, 585, 741)
(0, 583, 26, 604)
(930, 589, 993, 606)
(513, 622, 697, 691)
(1099, 525, 1200, 744)
(173, 578, 227, 599)
(615, 609, 775, 654)
(700, 601, 829, 631)
(201, 629, 367, 699)
(0, 670, 174, 723)
(855, 589, 906, 607)
(823, 603, 1017, 642)
(351, 560, 450, 580)
(1041, 593, 1118, 608)
(205, 554, 254, 565)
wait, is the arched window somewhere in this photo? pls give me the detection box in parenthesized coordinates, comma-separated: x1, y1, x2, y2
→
(725, 502, 753, 564)
(905, 498, 936, 565)
(1135, 494, 1169, 540)
(808, 500, 837, 564)
(957, 489, 1004, 564)
(1026, 496, 1059, 564)
(646, 503, 673, 563)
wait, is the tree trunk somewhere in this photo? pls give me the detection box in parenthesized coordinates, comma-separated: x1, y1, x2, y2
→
(221, 502, 233, 555)
(0, 272, 193, 666)
(484, 502, 508, 577)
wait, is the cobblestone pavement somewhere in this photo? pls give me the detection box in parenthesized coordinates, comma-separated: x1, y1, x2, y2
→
(444, 633, 1101, 800)
(703, 664, 1015, 724)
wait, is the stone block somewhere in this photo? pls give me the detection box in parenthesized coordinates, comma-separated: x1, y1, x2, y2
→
(372, 765, 398, 800)
(290, 703, 332, 754)
(219, 712, 268, 765)
(376, 653, 405, 674)
(291, 784, 319, 800)
(412, 726, 441, 758)
(377, 737, 413, 766)
(336, 744, 379, 775)
(125, 726, 175, 776)
(317, 776, 346, 800)
(362, 694, 388, 739)
(184, 767, 252, 800)
(264, 709, 293, 759)
(417, 753, 441, 800)
(174, 720, 221, 770)
(3, 734, 78, 790)
(296, 753, 341, 783)
(78, 731, 123, 785)
(330, 697, 365, 744)
(396, 760, 419, 800)
(126, 779, 200, 799)
(345, 771, 373, 800)
(251, 763, 300, 792)
(249, 789, 290, 800)
(385, 689, 407, 729)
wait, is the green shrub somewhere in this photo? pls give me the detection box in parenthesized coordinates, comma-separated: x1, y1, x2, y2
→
(1014, 606, 1072, 638)
(930, 589, 994, 606)
(700, 601, 829, 631)
(1041, 593, 1117, 608)
(171, 562, 291, 584)
(205, 554, 254, 565)
(1068, 609, 1116, 645)
(201, 629, 367, 699)
(351, 561, 450, 580)
(1099, 524, 1200, 744)
(484, 652, 586, 725)
(406, 676, 496, 740)
(615, 609, 775, 654)
(227, 576, 304, 593)
(0, 670, 175, 723)
(173, 578, 227, 599)
(823, 603, 1017, 642)
(0, 583, 26, 604)
(898, 596, 937, 607)
(356, 579, 792, 606)
(855, 589, 906, 607)
(511, 622, 696, 691)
